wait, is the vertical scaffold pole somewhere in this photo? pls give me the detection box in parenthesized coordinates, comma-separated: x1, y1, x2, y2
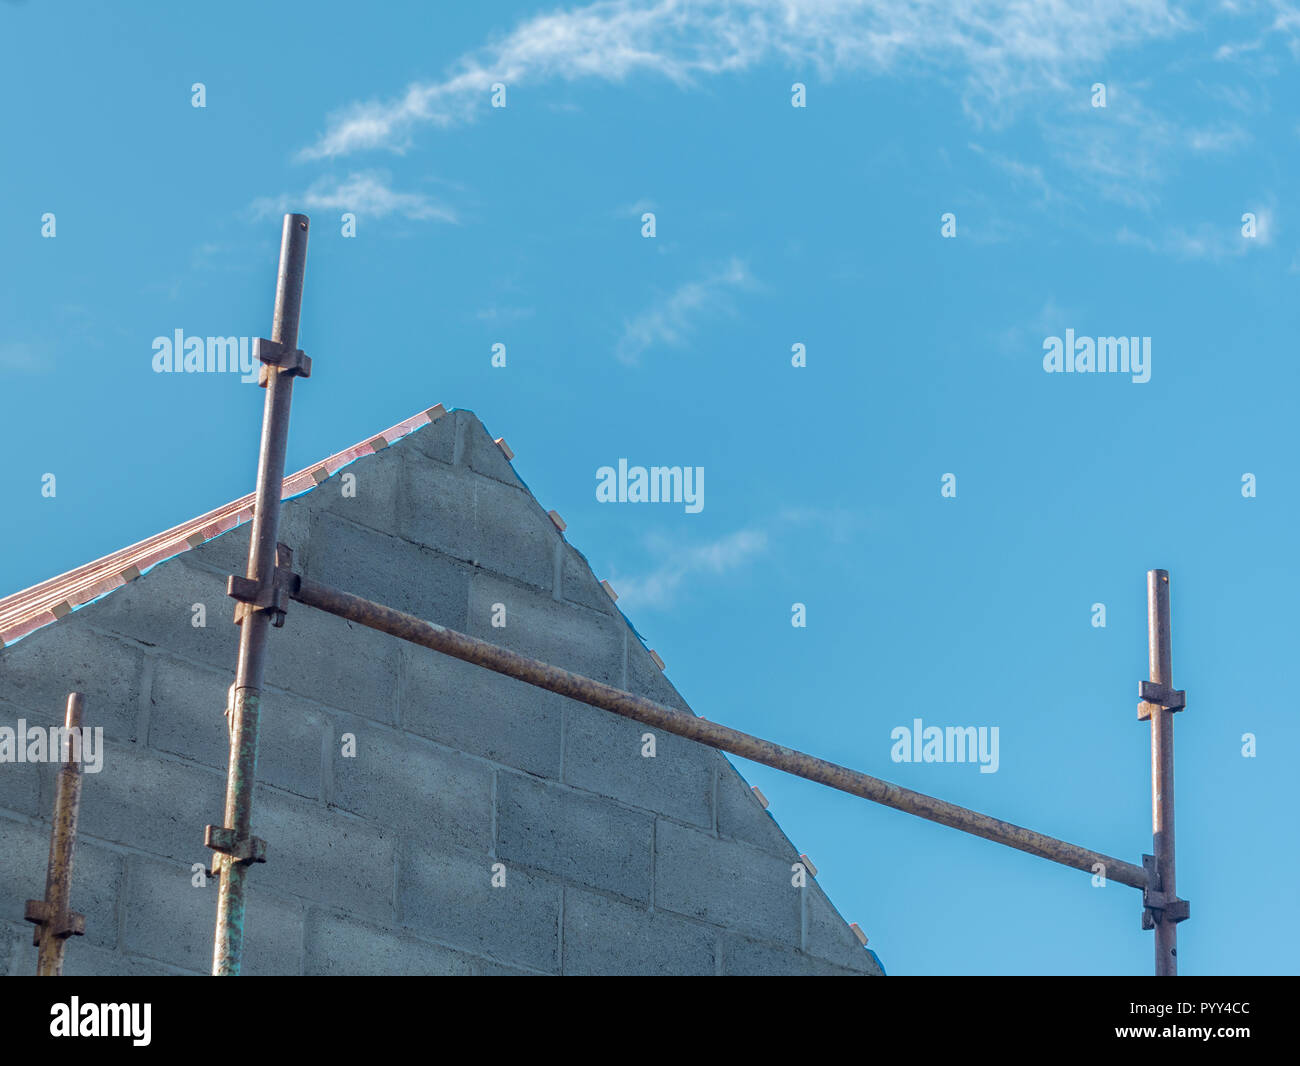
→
(25, 692, 87, 975)
(1139, 569, 1189, 975)
(209, 213, 311, 976)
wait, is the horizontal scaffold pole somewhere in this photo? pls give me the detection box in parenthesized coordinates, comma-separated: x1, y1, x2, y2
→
(289, 574, 1148, 892)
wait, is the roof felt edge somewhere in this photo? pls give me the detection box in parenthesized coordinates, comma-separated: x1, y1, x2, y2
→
(0, 405, 447, 647)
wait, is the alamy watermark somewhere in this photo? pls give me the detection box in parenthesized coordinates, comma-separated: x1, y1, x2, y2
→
(596, 460, 704, 513)
(152, 330, 259, 383)
(1043, 330, 1151, 383)
(0, 720, 103, 773)
(890, 717, 999, 773)
(50, 998, 150, 1045)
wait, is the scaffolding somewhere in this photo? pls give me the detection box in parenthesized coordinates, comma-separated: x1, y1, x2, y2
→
(25, 693, 87, 976)
(29, 213, 1191, 976)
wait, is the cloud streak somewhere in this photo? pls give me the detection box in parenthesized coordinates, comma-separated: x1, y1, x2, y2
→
(616, 258, 751, 364)
(1038, 83, 1252, 211)
(0, 342, 46, 374)
(613, 528, 769, 609)
(1116, 208, 1275, 260)
(301, 0, 1192, 159)
(252, 171, 457, 223)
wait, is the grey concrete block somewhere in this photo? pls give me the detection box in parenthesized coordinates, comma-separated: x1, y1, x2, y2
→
(393, 428, 558, 591)
(330, 720, 492, 856)
(470, 475, 560, 591)
(0, 818, 122, 949)
(78, 742, 225, 865)
(82, 557, 235, 673)
(0, 698, 45, 818)
(561, 543, 618, 615)
(0, 621, 145, 743)
(396, 457, 478, 562)
(2, 918, 25, 976)
(462, 412, 526, 490)
(148, 655, 324, 800)
(626, 638, 691, 712)
(121, 855, 303, 975)
(396, 454, 556, 591)
(402, 408, 458, 466)
(474, 958, 544, 975)
(304, 911, 476, 975)
(305, 510, 472, 632)
(722, 933, 873, 976)
(715, 762, 798, 858)
(654, 820, 801, 944)
(400, 645, 563, 778)
(804, 880, 883, 973)
(563, 887, 716, 976)
(400, 844, 560, 973)
(467, 573, 623, 686)
(61, 942, 193, 977)
(563, 702, 713, 828)
(496, 772, 652, 904)
(252, 786, 397, 920)
(306, 445, 405, 542)
(261, 597, 400, 721)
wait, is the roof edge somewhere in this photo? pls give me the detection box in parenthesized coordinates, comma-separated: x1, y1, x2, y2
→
(0, 405, 449, 646)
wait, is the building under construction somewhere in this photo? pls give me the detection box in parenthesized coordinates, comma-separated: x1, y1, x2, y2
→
(0, 397, 887, 976)
(1, 217, 1188, 977)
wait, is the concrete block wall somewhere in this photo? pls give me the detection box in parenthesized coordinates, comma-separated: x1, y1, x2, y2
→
(0, 409, 883, 976)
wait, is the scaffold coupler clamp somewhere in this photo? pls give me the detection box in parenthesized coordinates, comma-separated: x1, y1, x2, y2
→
(23, 899, 85, 946)
(204, 826, 268, 879)
(253, 337, 311, 387)
(1140, 854, 1190, 930)
(227, 544, 301, 628)
(1137, 681, 1186, 720)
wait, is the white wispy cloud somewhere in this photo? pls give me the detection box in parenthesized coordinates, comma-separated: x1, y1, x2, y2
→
(611, 506, 877, 609)
(1038, 84, 1252, 211)
(777, 505, 876, 544)
(0, 341, 45, 373)
(1186, 123, 1251, 152)
(1116, 207, 1276, 260)
(252, 171, 457, 223)
(1195, 79, 1257, 111)
(300, 0, 1190, 159)
(995, 296, 1080, 358)
(615, 257, 752, 364)
(476, 306, 536, 323)
(621, 198, 658, 216)
(967, 142, 1060, 206)
(1214, 0, 1300, 62)
(613, 528, 768, 609)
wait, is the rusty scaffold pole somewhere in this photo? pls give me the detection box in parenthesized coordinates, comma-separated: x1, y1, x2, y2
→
(283, 573, 1154, 890)
(24, 692, 87, 976)
(207, 213, 312, 976)
(1138, 569, 1189, 975)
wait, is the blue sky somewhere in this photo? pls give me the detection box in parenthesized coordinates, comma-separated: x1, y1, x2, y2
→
(2, 0, 1297, 974)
